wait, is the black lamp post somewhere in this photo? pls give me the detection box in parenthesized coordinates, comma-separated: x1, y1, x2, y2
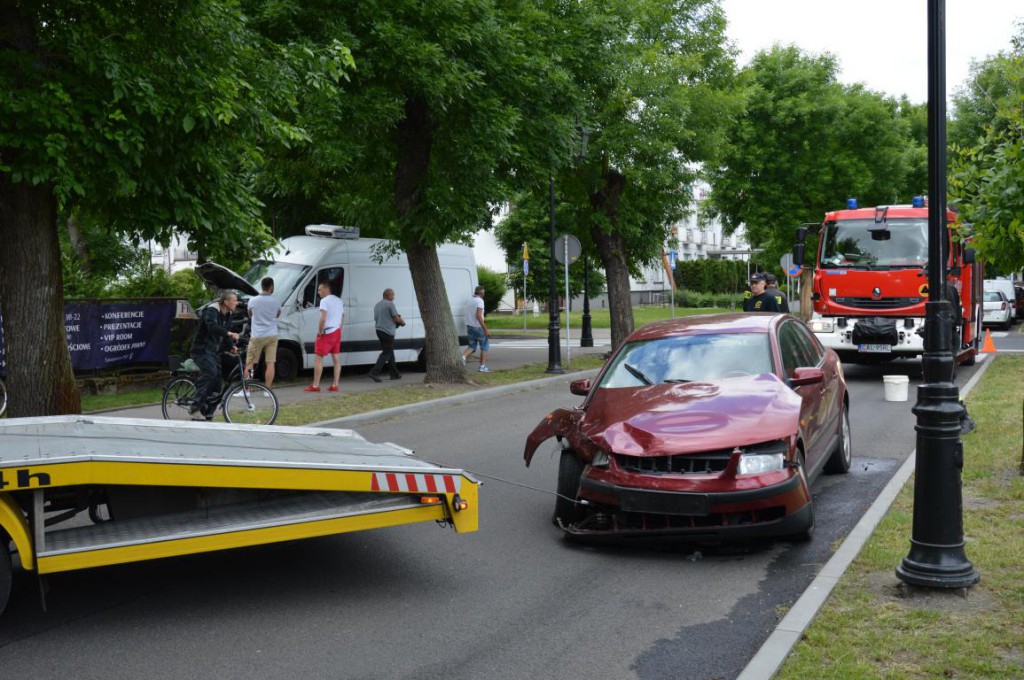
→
(546, 175, 564, 374)
(896, 0, 979, 589)
(580, 254, 594, 347)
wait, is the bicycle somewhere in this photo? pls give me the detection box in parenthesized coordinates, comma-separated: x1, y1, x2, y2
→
(161, 348, 279, 425)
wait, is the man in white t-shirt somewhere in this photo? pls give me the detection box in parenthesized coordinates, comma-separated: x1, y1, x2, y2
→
(461, 285, 491, 372)
(245, 277, 281, 387)
(305, 281, 344, 392)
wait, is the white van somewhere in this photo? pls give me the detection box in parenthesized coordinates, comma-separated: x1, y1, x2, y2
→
(196, 226, 478, 380)
(984, 279, 1018, 324)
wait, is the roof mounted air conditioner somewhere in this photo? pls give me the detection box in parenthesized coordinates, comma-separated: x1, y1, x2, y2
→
(305, 224, 360, 239)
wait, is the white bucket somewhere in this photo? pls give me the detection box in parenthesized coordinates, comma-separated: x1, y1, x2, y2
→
(883, 375, 910, 402)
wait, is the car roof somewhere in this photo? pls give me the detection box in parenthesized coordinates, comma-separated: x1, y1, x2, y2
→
(626, 312, 783, 343)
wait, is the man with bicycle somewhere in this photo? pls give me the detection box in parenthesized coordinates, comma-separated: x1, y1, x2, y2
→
(190, 289, 240, 420)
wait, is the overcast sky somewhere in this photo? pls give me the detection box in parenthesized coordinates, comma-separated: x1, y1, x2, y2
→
(721, 0, 1023, 102)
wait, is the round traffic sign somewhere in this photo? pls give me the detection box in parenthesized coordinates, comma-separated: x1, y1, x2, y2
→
(553, 234, 582, 265)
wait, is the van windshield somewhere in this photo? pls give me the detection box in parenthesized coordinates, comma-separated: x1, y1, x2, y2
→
(244, 261, 312, 304)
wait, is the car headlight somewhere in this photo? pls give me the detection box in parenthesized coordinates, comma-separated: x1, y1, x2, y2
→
(738, 453, 785, 475)
(591, 450, 610, 468)
(810, 319, 834, 333)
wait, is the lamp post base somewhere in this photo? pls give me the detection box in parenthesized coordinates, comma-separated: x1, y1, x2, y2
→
(897, 544, 980, 588)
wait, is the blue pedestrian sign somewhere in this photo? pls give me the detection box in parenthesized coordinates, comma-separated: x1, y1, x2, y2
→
(669, 250, 677, 269)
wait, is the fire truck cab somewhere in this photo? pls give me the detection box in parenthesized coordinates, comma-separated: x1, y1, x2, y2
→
(793, 197, 982, 366)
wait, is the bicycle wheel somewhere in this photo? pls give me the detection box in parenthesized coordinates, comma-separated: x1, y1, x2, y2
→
(162, 377, 199, 421)
(0, 377, 7, 418)
(221, 381, 278, 425)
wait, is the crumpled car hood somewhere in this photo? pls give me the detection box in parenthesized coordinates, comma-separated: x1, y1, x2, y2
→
(580, 373, 801, 456)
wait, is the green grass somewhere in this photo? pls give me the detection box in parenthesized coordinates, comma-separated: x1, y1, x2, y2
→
(82, 355, 608, 425)
(777, 355, 1024, 679)
(486, 305, 730, 330)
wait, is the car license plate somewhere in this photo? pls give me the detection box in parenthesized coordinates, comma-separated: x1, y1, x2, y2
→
(858, 343, 891, 353)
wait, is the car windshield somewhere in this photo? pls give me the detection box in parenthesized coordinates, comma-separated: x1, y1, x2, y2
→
(820, 218, 930, 268)
(243, 261, 311, 304)
(598, 333, 774, 387)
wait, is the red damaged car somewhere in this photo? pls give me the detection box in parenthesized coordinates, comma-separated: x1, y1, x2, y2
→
(524, 313, 850, 541)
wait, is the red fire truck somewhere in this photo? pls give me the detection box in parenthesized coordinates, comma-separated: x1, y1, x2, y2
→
(793, 197, 983, 366)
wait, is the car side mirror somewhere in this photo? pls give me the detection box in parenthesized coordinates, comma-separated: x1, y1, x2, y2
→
(569, 378, 591, 396)
(789, 367, 824, 387)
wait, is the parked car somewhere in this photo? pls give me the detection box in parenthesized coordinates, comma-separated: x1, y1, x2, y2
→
(523, 313, 850, 542)
(1014, 285, 1024, 320)
(982, 290, 1012, 330)
(984, 279, 1018, 324)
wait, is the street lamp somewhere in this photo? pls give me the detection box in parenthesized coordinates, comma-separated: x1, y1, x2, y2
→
(546, 175, 564, 374)
(896, 0, 978, 589)
(580, 254, 593, 347)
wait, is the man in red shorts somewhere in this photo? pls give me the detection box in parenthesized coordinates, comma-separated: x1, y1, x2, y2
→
(305, 281, 344, 392)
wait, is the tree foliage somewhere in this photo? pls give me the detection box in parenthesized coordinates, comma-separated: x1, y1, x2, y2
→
(506, 0, 739, 349)
(949, 27, 1024, 273)
(0, 0, 350, 416)
(704, 45, 921, 268)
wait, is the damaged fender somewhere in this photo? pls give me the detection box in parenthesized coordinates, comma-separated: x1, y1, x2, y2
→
(523, 408, 580, 466)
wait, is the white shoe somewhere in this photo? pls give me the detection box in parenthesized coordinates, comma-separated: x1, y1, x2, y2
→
(478, 365, 492, 373)
(461, 355, 466, 365)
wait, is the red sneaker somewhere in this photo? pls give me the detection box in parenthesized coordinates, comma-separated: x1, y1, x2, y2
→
(328, 385, 339, 392)
(303, 385, 321, 392)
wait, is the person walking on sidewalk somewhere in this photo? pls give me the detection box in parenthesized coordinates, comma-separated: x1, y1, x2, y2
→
(245, 277, 281, 387)
(461, 285, 491, 372)
(305, 281, 344, 392)
(190, 289, 240, 420)
(368, 288, 405, 382)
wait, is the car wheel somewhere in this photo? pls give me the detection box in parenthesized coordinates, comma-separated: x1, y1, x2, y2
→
(786, 451, 815, 542)
(553, 450, 586, 528)
(824, 402, 852, 474)
(275, 346, 299, 382)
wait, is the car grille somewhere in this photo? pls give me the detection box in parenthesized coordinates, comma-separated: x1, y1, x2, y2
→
(575, 506, 787, 532)
(614, 450, 732, 474)
(833, 296, 923, 310)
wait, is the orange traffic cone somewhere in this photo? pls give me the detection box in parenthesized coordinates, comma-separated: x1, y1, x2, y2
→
(982, 329, 997, 353)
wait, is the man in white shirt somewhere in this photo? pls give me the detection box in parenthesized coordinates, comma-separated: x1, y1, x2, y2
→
(461, 285, 491, 372)
(245, 277, 281, 387)
(305, 281, 344, 392)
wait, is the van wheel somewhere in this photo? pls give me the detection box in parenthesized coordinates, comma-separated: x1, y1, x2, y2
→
(275, 347, 299, 382)
(0, 538, 12, 617)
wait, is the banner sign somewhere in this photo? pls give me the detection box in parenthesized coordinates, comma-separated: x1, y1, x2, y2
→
(0, 301, 175, 372)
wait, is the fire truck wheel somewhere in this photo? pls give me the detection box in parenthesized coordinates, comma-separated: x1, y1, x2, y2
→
(0, 536, 11, 616)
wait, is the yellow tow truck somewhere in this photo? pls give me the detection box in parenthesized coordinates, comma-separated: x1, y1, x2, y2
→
(0, 416, 479, 616)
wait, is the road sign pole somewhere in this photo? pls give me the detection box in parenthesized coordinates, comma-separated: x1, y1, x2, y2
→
(546, 177, 563, 374)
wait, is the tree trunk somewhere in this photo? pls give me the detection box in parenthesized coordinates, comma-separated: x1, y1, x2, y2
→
(590, 168, 634, 351)
(66, 212, 91, 271)
(800, 268, 813, 322)
(0, 177, 81, 416)
(394, 96, 467, 383)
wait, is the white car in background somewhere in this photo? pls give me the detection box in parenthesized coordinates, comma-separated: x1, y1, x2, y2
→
(982, 290, 1012, 331)
(984, 279, 1018, 324)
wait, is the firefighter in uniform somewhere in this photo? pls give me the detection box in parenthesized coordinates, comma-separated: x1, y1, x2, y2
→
(742, 273, 782, 312)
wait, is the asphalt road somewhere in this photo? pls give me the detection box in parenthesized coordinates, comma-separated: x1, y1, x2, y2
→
(0, 354, 986, 680)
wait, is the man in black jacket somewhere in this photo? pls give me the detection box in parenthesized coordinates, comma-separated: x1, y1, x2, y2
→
(764, 272, 790, 313)
(189, 289, 240, 420)
(742, 273, 782, 313)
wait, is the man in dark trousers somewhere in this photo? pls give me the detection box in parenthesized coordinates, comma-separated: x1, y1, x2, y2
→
(742, 273, 782, 313)
(189, 289, 240, 420)
(763, 272, 790, 313)
(368, 288, 405, 382)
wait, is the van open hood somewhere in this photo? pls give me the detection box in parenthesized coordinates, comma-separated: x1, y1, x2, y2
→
(194, 262, 259, 297)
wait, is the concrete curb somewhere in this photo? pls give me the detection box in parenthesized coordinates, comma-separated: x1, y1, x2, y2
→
(736, 354, 994, 680)
(308, 368, 602, 429)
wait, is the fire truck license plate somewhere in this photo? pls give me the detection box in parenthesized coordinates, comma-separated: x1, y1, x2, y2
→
(858, 343, 891, 353)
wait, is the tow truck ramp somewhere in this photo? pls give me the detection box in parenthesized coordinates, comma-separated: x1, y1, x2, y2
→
(0, 416, 479, 615)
